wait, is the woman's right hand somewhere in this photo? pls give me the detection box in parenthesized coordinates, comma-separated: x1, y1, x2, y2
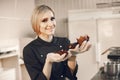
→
(69, 40, 91, 56)
(46, 52, 72, 63)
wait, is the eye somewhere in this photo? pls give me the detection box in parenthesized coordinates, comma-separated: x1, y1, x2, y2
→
(51, 17, 55, 21)
(42, 18, 48, 22)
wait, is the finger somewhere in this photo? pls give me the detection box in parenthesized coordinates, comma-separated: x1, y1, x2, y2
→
(86, 43, 92, 51)
(66, 52, 72, 58)
(75, 44, 79, 48)
(55, 53, 66, 62)
(75, 44, 80, 52)
(69, 44, 79, 52)
(48, 53, 63, 62)
(62, 52, 72, 61)
(79, 40, 87, 50)
(60, 53, 66, 58)
(82, 42, 91, 51)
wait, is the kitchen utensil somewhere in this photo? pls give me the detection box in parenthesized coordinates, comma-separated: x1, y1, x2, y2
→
(101, 47, 120, 55)
(104, 61, 120, 78)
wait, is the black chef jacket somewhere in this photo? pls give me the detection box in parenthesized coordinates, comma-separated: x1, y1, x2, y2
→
(23, 36, 78, 80)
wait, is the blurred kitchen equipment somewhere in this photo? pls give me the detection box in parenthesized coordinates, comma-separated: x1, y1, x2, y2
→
(103, 47, 120, 79)
(104, 61, 120, 79)
(101, 47, 120, 55)
(107, 47, 120, 62)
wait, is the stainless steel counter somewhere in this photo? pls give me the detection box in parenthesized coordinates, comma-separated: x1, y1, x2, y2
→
(91, 68, 120, 80)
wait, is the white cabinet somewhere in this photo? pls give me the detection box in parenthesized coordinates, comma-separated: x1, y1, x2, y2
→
(0, 51, 31, 80)
(0, 52, 20, 80)
(0, 37, 33, 80)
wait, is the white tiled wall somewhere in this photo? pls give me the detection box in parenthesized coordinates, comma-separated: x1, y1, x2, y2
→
(0, 0, 35, 40)
(0, 0, 16, 17)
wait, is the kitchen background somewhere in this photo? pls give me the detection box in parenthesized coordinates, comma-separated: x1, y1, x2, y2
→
(0, 0, 120, 80)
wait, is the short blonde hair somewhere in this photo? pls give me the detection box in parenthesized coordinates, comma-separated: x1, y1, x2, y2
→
(31, 5, 55, 35)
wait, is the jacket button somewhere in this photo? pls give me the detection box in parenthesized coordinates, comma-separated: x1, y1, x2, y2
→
(41, 55, 43, 57)
(61, 75, 63, 77)
(60, 45, 62, 48)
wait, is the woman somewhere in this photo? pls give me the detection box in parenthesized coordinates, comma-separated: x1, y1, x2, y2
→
(23, 5, 91, 80)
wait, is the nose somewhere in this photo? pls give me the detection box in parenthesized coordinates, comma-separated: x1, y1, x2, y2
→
(48, 20, 53, 26)
(46, 20, 55, 29)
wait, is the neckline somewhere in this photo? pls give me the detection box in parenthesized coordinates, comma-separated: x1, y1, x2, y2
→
(37, 36, 55, 44)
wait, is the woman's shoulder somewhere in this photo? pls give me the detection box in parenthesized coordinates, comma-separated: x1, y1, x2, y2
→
(23, 38, 40, 58)
(23, 38, 39, 50)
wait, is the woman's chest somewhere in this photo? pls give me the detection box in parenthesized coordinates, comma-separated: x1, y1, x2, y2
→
(33, 44, 66, 63)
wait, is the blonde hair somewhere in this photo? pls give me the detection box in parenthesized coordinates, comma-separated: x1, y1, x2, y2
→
(31, 5, 55, 35)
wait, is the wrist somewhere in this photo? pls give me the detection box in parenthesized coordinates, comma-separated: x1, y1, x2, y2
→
(46, 57, 53, 64)
(68, 56, 76, 61)
(70, 51, 78, 56)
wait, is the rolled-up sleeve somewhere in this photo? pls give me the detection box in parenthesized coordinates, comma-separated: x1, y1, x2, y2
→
(23, 46, 47, 80)
(62, 38, 78, 80)
(64, 60, 78, 80)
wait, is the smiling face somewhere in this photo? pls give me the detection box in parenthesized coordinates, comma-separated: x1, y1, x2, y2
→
(31, 5, 56, 37)
(39, 11, 56, 36)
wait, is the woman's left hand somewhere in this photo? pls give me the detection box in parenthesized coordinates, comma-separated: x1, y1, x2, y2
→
(69, 40, 91, 55)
